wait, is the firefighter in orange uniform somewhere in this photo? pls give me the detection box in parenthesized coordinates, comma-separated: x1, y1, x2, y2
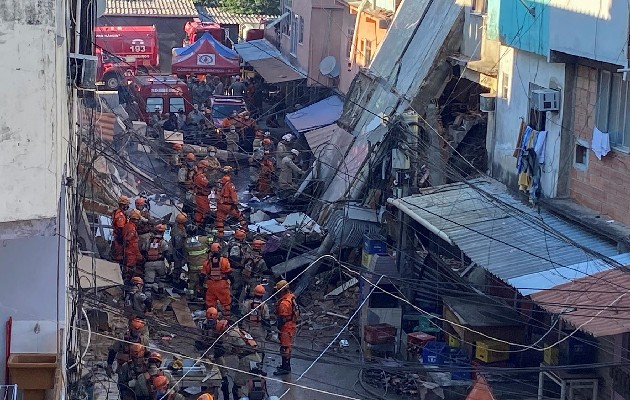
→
(123, 209, 143, 281)
(274, 279, 299, 375)
(111, 195, 130, 263)
(200, 243, 233, 319)
(216, 166, 247, 238)
(194, 160, 211, 225)
(257, 151, 275, 195)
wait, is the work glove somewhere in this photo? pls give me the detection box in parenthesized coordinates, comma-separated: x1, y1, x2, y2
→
(105, 364, 114, 378)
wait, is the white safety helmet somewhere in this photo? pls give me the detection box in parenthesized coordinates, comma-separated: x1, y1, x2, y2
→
(264, 131, 271, 137)
(290, 149, 299, 156)
(282, 134, 293, 142)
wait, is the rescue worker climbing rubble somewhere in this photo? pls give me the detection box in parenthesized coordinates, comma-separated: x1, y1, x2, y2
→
(131, 352, 179, 400)
(194, 160, 211, 226)
(215, 318, 263, 400)
(106, 317, 149, 378)
(241, 285, 270, 356)
(141, 224, 171, 296)
(127, 276, 153, 315)
(169, 213, 188, 294)
(134, 197, 153, 249)
(111, 195, 130, 264)
(278, 149, 304, 198)
(276, 134, 294, 161)
(274, 279, 299, 376)
(216, 167, 247, 238)
(115, 343, 147, 400)
(200, 243, 233, 319)
(178, 152, 197, 214)
(204, 146, 222, 184)
(257, 151, 275, 196)
(242, 251, 271, 300)
(123, 209, 143, 281)
(152, 374, 184, 400)
(227, 229, 249, 308)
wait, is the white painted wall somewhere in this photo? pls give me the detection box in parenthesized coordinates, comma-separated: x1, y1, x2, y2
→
(0, 0, 70, 223)
(548, 0, 628, 67)
(492, 46, 564, 198)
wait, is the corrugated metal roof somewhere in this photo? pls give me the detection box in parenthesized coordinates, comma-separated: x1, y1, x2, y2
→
(104, 0, 198, 17)
(285, 96, 344, 134)
(509, 252, 630, 295)
(199, 7, 275, 26)
(531, 268, 630, 337)
(389, 179, 621, 283)
(233, 39, 306, 83)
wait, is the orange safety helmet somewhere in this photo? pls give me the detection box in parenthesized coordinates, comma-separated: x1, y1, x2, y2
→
(129, 343, 145, 359)
(198, 394, 214, 400)
(152, 375, 169, 389)
(155, 224, 166, 233)
(253, 284, 266, 296)
(220, 175, 230, 185)
(135, 197, 146, 207)
(175, 213, 187, 224)
(173, 143, 183, 151)
(129, 209, 142, 220)
(147, 352, 162, 365)
(206, 307, 218, 320)
(210, 242, 221, 253)
(234, 229, 246, 240)
(186, 152, 196, 161)
(118, 195, 131, 205)
(131, 276, 144, 285)
(129, 317, 145, 331)
(251, 239, 265, 251)
(215, 319, 228, 333)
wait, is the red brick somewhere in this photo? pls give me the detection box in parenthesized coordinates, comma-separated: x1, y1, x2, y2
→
(578, 66, 589, 79)
(588, 77, 598, 93)
(589, 67, 598, 81)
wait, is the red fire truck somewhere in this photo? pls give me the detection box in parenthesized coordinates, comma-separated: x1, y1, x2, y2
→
(129, 75, 192, 123)
(95, 26, 160, 89)
(184, 18, 224, 46)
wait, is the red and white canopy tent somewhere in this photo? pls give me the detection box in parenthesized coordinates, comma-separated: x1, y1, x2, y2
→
(171, 32, 240, 76)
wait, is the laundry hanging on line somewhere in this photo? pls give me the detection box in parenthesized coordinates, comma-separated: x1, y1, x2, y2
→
(591, 126, 611, 160)
(515, 125, 547, 201)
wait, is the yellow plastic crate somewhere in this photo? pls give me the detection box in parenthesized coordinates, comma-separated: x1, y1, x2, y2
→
(475, 340, 509, 363)
(361, 250, 373, 268)
(544, 345, 559, 365)
(447, 334, 460, 348)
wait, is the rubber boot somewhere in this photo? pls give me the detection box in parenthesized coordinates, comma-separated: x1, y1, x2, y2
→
(273, 357, 291, 376)
(221, 377, 230, 400)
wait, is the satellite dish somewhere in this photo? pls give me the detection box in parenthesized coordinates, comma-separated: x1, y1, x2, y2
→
(319, 56, 340, 78)
(96, 0, 107, 18)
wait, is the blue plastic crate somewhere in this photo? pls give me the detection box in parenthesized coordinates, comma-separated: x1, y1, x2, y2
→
(422, 341, 448, 365)
(450, 362, 472, 380)
(363, 234, 387, 255)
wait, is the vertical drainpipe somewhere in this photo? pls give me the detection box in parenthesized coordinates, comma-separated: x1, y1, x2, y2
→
(348, 0, 369, 69)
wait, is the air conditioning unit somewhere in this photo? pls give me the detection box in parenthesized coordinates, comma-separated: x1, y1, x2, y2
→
(479, 93, 496, 112)
(532, 89, 560, 111)
(69, 53, 97, 90)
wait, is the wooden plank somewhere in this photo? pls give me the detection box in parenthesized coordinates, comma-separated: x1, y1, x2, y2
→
(324, 278, 358, 298)
(170, 298, 197, 328)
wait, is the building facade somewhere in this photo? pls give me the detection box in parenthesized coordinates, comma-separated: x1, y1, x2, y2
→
(0, 0, 83, 394)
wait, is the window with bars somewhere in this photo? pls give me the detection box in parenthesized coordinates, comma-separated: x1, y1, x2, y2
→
(298, 16, 304, 44)
(596, 70, 630, 151)
(346, 28, 354, 59)
(363, 39, 373, 65)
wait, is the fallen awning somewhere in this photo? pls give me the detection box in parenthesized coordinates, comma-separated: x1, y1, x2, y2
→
(297, 123, 354, 195)
(387, 179, 622, 287)
(530, 267, 630, 337)
(233, 39, 306, 83)
(78, 253, 124, 288)
(285, 95, 344, 135)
